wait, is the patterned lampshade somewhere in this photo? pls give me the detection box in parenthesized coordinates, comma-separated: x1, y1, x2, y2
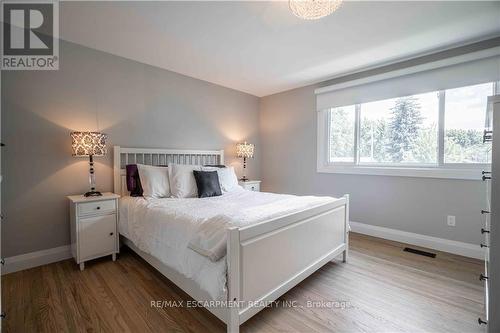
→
(71, 131, 107, 157)
(236, 142, 254, 158)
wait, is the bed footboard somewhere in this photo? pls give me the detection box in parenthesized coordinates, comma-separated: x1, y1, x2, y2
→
(226, 194, 349, 333)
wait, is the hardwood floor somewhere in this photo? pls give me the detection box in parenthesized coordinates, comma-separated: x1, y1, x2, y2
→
(2, 233, 485, 333)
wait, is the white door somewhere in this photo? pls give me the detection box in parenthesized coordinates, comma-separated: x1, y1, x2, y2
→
(78, 214, 116, 261)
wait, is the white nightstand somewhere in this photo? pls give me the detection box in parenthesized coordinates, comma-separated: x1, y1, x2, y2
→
(68, 192, 120, 271)
(238, 180, 261, 192)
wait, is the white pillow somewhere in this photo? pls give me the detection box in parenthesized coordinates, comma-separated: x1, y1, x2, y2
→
(202, 166, 239, 192)
(168, 164, 202, 198)
(137, 164, 170, 198)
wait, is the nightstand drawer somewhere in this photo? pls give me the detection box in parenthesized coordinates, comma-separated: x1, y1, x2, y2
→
(78, 200, 116, 216)
(239, 181, 261, 192)
(78, 214, 116, 260)
(247, 183, 260, 191)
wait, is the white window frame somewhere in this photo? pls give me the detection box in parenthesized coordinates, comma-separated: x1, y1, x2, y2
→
(317, 82, 499, 180)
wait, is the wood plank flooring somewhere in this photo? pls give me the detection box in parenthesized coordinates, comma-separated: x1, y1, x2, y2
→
(2, 233, 486, 333)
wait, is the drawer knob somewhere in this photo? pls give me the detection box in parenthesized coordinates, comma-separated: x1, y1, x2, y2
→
(109, 232, 114, 236)
(96, 206, 101, 210)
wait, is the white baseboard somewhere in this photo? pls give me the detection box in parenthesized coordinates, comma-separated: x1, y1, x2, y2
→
(2, 245, 72, 275)
(350, 221, 485, 260)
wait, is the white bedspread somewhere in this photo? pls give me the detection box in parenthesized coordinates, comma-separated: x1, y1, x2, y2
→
(119, 188, 336, 301)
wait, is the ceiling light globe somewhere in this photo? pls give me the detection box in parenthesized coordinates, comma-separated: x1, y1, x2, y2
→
(289, 0, 343, 20)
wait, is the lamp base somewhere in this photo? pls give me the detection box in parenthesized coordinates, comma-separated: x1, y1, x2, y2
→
(84, 191, 103, 197)
(239, 176, 249, 182)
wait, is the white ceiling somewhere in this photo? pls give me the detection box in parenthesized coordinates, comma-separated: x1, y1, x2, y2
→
(60, 1, 500, 97)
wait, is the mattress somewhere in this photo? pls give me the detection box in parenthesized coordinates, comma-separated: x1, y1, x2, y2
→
(119, 188, 336, 301)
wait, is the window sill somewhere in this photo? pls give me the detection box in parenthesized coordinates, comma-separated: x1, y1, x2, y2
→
(317, 165, 489, 180)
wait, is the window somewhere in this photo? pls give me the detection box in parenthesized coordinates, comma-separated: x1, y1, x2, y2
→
(358, 91, 439, 165)
(444, 82, 493, 164)
(329, 105, 356, 163)
(319, 81, 498, 179)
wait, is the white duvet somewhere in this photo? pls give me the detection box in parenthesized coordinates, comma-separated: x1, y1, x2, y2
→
(119, 188, 336, 300)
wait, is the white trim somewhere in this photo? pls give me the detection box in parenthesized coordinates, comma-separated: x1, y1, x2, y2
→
(317, 164, 487, 180)
(354, 104, 361, 164)
(314, 46, 500, 95)
(317, 110, 329, 171)
(350, 221, 484, 260)
(438, 90, 446, 166)
(2, 245, 72, 275)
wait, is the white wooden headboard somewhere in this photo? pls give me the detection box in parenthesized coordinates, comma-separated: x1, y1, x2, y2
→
(113, 146, 224, 196)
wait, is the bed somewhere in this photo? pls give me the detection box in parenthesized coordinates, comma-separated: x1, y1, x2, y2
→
(113, 146, 349, 333)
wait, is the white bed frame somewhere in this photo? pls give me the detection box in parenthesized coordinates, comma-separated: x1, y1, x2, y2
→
(113, 146, 349, 333)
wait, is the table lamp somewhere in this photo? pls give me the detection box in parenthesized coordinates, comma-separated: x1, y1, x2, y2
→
(236, 141, 254, 181)
(71, 131, 107, 197)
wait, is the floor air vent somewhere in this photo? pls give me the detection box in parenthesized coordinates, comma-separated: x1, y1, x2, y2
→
(403, 247, 436, 258)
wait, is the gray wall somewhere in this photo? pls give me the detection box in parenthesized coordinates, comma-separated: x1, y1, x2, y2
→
(3, 37, 498, 258)
(260, 84, 486, 245)
(1, 40, 260, 257)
